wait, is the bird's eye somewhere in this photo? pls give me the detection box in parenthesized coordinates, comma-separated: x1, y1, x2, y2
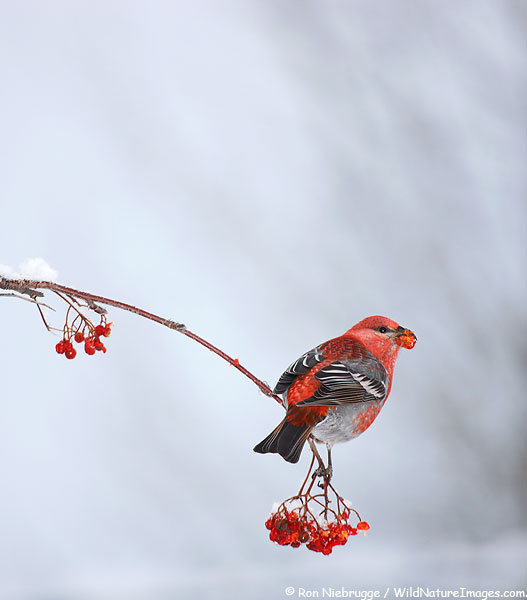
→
(379, 326, 388, 334)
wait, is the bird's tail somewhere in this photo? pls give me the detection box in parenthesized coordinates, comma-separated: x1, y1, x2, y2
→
(253, 418, 313, 463)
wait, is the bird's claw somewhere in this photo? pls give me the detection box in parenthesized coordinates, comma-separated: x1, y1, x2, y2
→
(313, 465, 333, 484)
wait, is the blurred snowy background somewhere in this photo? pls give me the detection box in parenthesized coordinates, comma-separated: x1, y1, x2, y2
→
(0, 1, 526, 598)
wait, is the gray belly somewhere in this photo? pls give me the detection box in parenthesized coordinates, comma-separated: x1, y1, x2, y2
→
(312, 402, 382, 446)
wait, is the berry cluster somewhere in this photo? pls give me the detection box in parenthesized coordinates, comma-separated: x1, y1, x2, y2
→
(55, 322, 112, 359)
(265, 506, 369, 555)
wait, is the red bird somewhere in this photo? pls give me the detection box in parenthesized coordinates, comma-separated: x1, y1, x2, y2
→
(254, 316, 416, 470)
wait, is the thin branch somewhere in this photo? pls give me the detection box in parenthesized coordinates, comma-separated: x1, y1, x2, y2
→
(0, 292, 56, 312)
(36, 302, 52, 331)
(0, 277, 283, 405)
(308, 437, 326, 472)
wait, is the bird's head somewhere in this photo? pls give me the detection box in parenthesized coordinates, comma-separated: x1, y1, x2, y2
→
(347, 315, 417, 356)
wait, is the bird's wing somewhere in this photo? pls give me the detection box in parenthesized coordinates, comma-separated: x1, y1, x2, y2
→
(273, 345, 325, 395)
(295, 358, 389, 407)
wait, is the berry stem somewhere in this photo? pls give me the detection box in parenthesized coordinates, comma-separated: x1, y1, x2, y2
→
(298, 453, 316, 496)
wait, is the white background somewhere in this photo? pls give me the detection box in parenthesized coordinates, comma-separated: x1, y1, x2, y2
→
(1, 1, 525, 598)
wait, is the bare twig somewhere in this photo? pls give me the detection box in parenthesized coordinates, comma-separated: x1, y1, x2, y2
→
(0, 277, 283, 405)
(0, 292, 56, 312)
(35, 302, 52, 331)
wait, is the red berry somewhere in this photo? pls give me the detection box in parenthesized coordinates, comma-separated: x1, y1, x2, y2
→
(289, 531, 299, 543)
(299, 530, 310, 543)
(84, 342, 96, 355)
(65, 348, 77, 360)
(102, 323, 112, 337)
(307, 540, 323, 553)
(269, 529, 280, 542)
(55, 341, 65, 354)
(95, 324, 105, 336)
(357, 521, 370, 531)
(74, 332, 84, 343)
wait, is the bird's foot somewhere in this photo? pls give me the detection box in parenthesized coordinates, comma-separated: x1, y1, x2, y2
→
(313, 464, 333, 484)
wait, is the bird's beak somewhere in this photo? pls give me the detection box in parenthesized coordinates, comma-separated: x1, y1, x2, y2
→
(394, 326, 417, 349)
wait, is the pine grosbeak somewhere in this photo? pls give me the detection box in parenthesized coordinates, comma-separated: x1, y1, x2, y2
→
(254, 316, 416, 467)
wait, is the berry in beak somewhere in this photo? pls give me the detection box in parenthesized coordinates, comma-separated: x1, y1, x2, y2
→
(395, 327, 417, 349)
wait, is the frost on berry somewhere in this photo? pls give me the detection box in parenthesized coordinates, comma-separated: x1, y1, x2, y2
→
(264, 460, 369, 555)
